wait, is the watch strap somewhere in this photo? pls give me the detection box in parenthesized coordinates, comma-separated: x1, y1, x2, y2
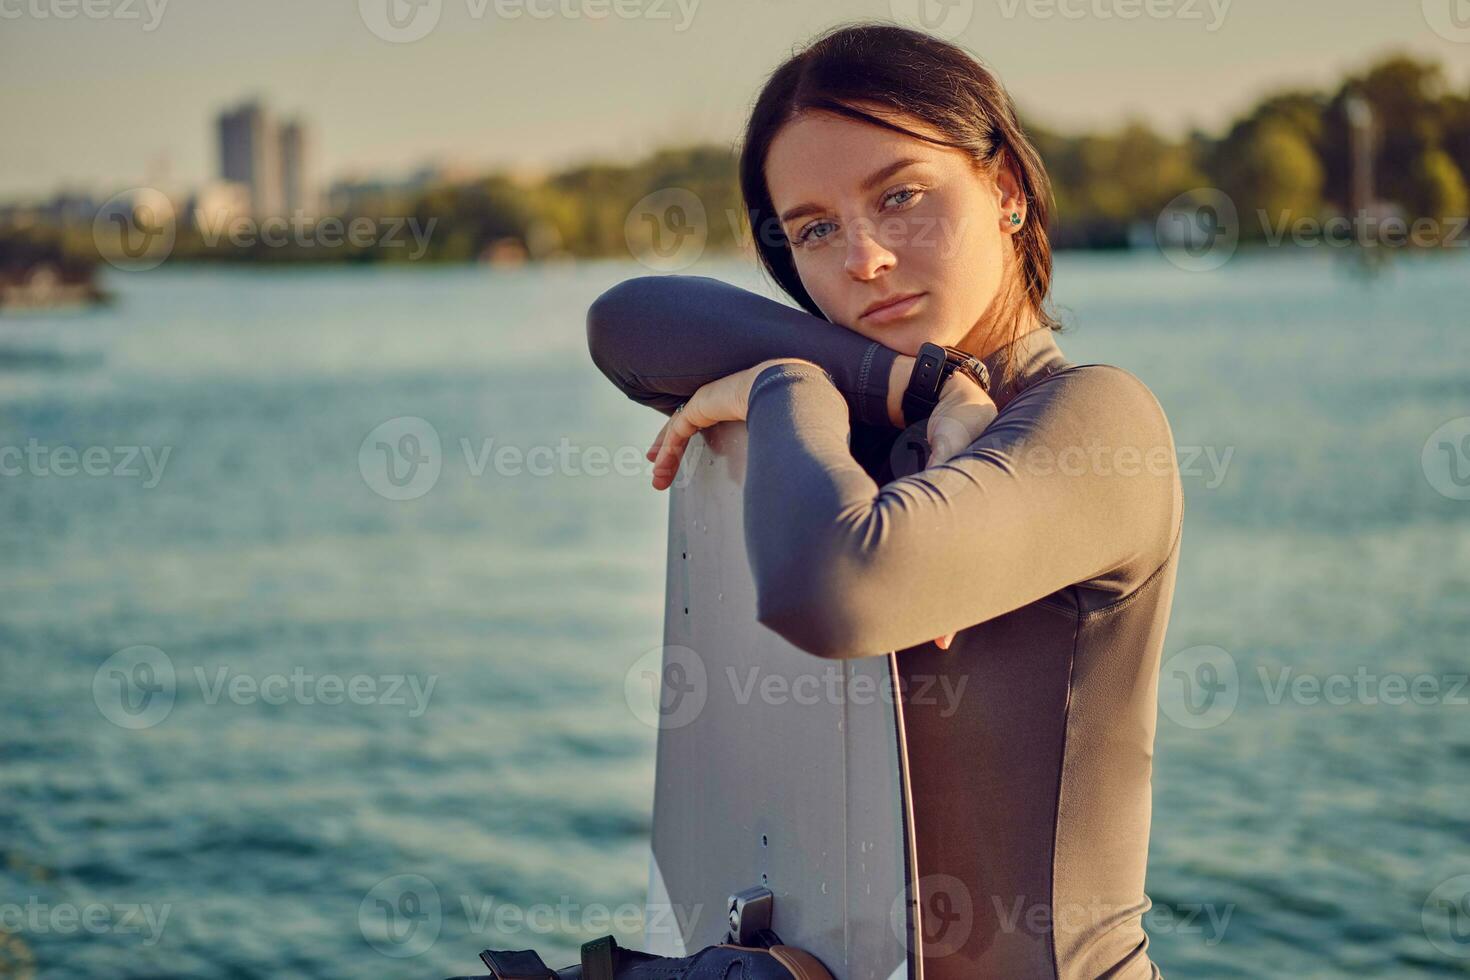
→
(900, 343, 989, 428)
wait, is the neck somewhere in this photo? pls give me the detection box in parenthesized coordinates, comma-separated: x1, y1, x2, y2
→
(957, 262, 1038, 361)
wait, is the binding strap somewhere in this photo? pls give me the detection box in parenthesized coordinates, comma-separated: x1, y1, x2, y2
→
(580, 935, 617, 980)
(478, 948, 558, 979)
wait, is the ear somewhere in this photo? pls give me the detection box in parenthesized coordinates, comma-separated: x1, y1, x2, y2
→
(994, 153, 1027, 235)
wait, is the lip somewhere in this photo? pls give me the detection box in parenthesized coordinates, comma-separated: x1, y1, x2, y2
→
(859, 292, 926, 323)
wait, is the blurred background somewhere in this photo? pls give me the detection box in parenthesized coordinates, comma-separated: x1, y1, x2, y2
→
(1, 1, 1468, 977)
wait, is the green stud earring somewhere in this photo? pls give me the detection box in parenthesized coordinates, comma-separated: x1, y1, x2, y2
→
(1010, 212, 1022, 226)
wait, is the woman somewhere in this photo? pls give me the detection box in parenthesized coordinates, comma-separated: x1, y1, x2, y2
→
(587, 22, 1183, 980)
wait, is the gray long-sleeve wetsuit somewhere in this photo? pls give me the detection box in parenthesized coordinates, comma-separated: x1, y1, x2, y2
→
(586, 274, 1184, 980)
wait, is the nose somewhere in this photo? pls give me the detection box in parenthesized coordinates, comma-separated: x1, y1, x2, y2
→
(843, 216, 896, 281)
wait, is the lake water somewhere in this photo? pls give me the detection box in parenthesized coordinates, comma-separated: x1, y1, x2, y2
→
(0, 249, 1467, 978)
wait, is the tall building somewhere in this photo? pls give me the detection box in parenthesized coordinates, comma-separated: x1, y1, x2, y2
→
(218, 100, 283, 219)
(279, 118, 319, 219)
(217, 100, 320, 220)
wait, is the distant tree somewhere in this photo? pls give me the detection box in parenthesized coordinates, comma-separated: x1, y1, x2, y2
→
(1211, 119, 1324, 239)
(1408, 148, 1469, 239)
(1321, 56, 1457, 223)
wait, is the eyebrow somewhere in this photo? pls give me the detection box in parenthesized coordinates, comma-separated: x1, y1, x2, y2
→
(777, 157, 928, 225)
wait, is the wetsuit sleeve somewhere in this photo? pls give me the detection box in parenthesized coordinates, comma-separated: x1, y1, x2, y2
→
(742, 361, 1181, 659)
(585, 274, 900, 429)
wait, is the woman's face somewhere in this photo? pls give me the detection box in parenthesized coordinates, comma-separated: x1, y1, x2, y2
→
(764, 104, 1027, 357)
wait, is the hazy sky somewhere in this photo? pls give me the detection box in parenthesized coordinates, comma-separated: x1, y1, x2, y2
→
(2, 0, 1467, 198)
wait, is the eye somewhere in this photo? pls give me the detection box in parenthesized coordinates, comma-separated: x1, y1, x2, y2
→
(794, 219, 837, 246)
(791, 186, 925, 247)
(883, 186, 923, 209)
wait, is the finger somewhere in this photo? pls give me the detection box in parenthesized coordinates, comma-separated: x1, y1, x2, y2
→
(652, 430, 687, 489)
(934, 632, 955, 651)
(647, 418, 670, 461)
(652, 403, 708, 489)
(648, 404, 689, 472)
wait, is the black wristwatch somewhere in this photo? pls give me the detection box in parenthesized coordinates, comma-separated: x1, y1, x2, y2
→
(900, 342, 990, 427)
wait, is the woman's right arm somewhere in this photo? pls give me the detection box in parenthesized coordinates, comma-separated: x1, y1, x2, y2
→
(585, 274, 906, 429)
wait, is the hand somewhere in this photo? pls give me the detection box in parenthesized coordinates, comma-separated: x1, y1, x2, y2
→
(924, 371, 998, 652)
(926, 369, 999, 467)
(645, 358, 820, 491)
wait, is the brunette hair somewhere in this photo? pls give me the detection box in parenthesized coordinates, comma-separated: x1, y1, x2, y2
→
(738, 22, 1062, 391)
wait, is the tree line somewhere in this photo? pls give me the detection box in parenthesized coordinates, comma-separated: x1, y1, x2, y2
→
(5, 52, 1467, 268)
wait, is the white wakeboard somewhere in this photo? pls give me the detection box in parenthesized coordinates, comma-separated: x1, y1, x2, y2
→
(640, 422, 922, 980)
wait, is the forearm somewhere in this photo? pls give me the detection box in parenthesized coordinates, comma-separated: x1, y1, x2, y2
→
(741, 361, 1181, 659)
(586, 274, 909, 428)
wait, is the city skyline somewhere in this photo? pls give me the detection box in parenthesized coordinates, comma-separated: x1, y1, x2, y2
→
(1, 0, 1469, 200)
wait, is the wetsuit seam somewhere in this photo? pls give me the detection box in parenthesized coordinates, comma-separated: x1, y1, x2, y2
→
(643, 369, 859, 409)
(1075, 515, 1184, 622)
(748, 365, 836, 403)
(1048, 609, 1082, 980)
(1035, 596, 1082, 618)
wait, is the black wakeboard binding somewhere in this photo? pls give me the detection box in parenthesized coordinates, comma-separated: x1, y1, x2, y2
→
(444, 886, 836, 980)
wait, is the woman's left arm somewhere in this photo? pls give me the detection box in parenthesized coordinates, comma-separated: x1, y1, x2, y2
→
(736, 361, 1183, 659)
